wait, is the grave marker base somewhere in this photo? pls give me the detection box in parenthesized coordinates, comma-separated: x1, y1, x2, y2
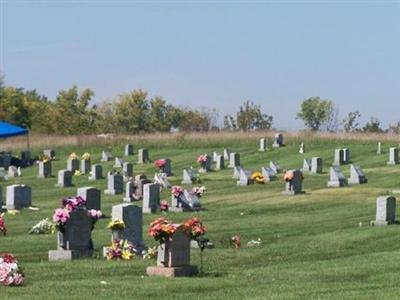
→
(48, 249, 93, 261)
(146, 265, 198, 278)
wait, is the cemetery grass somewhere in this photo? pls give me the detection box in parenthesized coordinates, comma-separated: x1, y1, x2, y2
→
(1, 136, 400, 299)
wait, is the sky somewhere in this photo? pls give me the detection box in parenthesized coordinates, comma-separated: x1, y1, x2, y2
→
(1, 0, 399, 130)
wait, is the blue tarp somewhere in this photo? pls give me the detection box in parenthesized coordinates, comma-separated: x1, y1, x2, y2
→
(0, 121, 28, 138)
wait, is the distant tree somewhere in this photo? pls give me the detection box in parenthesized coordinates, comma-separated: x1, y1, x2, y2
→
(232, 100, 273, 131)
(297, 97, 333, 131)
(324, 102, 339, 132)
(178, 109, 211, 132)
(342, 111, 361, 133)
(362, 117, 384, 133)
(388, 122, 400, 134)
(223, 114, 237, 130)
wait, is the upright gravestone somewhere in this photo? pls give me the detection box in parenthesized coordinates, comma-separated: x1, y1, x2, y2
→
(348, 164, 368, 185)
(310, 157, 323, 174)
(272, 133, 284, 148)
(299, 143, 305, 154)
(123, 162, 134, 178)
(302, 159, 311, 172)
(104, 172, 124, 195)
(48, 208, 94, 261)
(8, 166, 19, 178)
(327, 166, 347, 187)
(138, 149, 150, 164)
(232, 166, 243, 180)
(67, 158, 79, 173)
(101, 151, 113, 162)
(270, 161, 281, 174)
(342, 148, 350, 164)
(56, 170, 73, 187)
(228, 153, 240, 168)
(198, 154, 211, 173)
(171, 190, 201, 212)
(371, 196, 396, 226)
(387, 147, 399, 165)
(77, 187, 101, 210)
(147, 226, 198, 277)
(114, 157, 124, 168)
(215, 155, 224, 170)
(142, 183, 160, 213)
(163, 159, 172, 176)
(333, 149, 344, 166)
(282, 170, 304, 195)
(112, 204, 146, 252)
(182, 169, 196, 184)
(212, 152, 218, 162)
(223, 149, 231, 160)
(123, 181, 135, 202)
(124, 144, 134, 156)
(259, 138, 267, 152)
(80, 159, 91, 174)
(6, 184, 32, 209)
(43, 149, 55, 159)
(377, 142, 382, 155)
(38, 161, 52, 178)
(237, 169, 252, 186)
(261, 166, 277, 182)
(154, 173, 171, 189)
(88, 164, 103, 180)
(133, 175, 151, 200)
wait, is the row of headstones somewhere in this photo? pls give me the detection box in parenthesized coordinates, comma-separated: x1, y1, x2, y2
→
(258, 134, 285, 151)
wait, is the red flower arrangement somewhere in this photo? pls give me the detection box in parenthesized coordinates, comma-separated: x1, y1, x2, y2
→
(160, 200, 169, 212)
(183, 217, 207, 239)
(197, 154, 208, 167)
(171, 186, 184, 198)
(231, 235, 241, 249)
(0, 213, 6, 236)
(154, 159, 167, 170)
(148, 217, 177, 244)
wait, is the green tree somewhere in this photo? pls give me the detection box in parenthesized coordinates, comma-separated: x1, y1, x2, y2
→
(342, 111, 361, 133)
(362, 117, 384, 133)
(297, 97, 333, 131)
(235, 100, 273, 131)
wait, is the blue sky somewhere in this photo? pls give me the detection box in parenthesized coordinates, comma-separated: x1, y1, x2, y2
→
(1, 0, 399, 130)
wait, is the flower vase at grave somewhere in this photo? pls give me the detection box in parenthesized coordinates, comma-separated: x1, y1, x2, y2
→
(157, 243, 170, 267)
(57, 231, 67, 250)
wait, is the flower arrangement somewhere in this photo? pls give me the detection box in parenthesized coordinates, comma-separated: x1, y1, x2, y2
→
(231, 235, 241, 249)
(142, 246, 157, 260)
(0, 254, 24, 286)
(251, 172, 265, 184)
(0, 213, 7, 236)
(191, 186, 207, 197)
(53, 196, 102, 232)
(154, 159, 167, 170)
(37, 154, 51, 163)
(74, 170, 82, 176)
(81, 152, 91, 161)
(183, 217, 207, 239)
(29, 218, 55, 234)
(148, 217, 177, 244)
(160, 200, 169, 212)
(197, 154, 208, 167)
(247, 238, 262, 248)
(283, 170, 303, 182)
(106, 239, 137, 260)
(68, 152, 78, 160)
(107, 219, 125, 231)
(171, 186, 184, 198)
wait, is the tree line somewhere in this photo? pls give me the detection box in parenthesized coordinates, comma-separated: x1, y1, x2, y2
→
(0, 79, 396, 134)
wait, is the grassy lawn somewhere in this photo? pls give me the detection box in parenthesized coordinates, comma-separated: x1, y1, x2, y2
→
(1, 135, 400, 299)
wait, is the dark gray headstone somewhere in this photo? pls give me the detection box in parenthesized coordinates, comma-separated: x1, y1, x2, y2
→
(104, 172, 124, 195)
(88, 164, 103, 180)
(6, 184, 32, 209)
(38, 161, 52, 178)
(56, 170, 73, 187)
(142, 183, 160, 213)
(77, 187, 101, 210)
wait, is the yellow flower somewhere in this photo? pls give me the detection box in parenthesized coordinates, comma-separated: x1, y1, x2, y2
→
(82, 152, 91, 161)
(107, 218, 125, 230)
(251, 172, 265, 184)
(121, 249, 134, 260)
(74, 170, 82, 176)
(69, 152, 78, 160)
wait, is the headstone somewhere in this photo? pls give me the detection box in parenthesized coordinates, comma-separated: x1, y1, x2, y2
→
(310, 157, 323, 174)
(272, 133, 284, 148)
(0, 154, 11, 168)
(154, 173, 171, 189)
(228, 153, 240, 168)
(77, 187, 101, 210)
(371, 196, 396, 226)
(342, 148, 350, 164)
(223, 149, 231, 160)
(142, 183, 160, 213)
(80, 159, 91, 174)
(7, 166, 19, 177)
(348, 164, 367, 185)
(215, 155, 224, 170)
(6, 184, 32, 209)
(38, 161, 52, 178)
(327, 166, 347, 187)
(124, 144, 134, 156)
(48, 208, 94, 261)
(88, 164, 103, 180)
(182, 169, 196, 184)
(123, 162, 134, 178)
(104, 172, 124, 195)
(56, 170, 73, 187)
(261, 166, 277, 182)
(259, 138, 267, 152)
(170, 190, 201, 212)
(101, 150, 113, 162)
(237, 169, 253, 186)
(111, 204, 146, 251)
(270, 161, 281, 174)
(377, 142, 382, 155)
(162, 159, 172, 176)
(138, 149, 150, 164)
(123, 181, 135, 202)
(43, 149, 55, 159)
(333, 149, 344, 166)
(114, 157, 124, 168)
(198, 154, 211, 173)
(133, 175, 151, 200)
(302, 159, 311, 172)
(299, 143, 305, 154)
(21, 151, 31, 161)
(282, 170, 304, 195)
(212, 152, 219, 162)
(387, 147, 399, 165)
(232, 166, 243, 180)
(67, 159, 79, 173)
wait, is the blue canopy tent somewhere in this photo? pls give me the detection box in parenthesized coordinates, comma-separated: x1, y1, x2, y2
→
(0, 121, 30, 150)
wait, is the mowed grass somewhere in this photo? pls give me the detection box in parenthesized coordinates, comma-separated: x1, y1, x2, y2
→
(1, 135, 400, 299)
